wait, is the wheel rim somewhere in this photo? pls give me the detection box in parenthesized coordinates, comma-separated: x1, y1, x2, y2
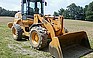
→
(31, 31, 39, 45)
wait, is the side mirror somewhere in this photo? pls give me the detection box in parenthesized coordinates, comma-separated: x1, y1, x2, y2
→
(45, 2, 47, 6)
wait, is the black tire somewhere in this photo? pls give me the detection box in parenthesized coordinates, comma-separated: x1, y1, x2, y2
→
(29, 26, 48, 50)
(12, 24, 22, 41)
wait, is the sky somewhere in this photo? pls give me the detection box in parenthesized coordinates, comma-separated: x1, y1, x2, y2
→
(0, 0, 93, 15)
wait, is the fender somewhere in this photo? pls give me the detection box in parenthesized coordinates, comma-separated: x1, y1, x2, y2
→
(30, 23, 42, 30)
(7, 22, 13, 28)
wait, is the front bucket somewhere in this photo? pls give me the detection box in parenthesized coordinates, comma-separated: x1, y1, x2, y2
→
(49, 31, 92, 58)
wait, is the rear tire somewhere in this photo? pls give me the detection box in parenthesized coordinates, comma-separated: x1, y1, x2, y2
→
(12, 24, 22, 41)
(29, 26, 48, 49)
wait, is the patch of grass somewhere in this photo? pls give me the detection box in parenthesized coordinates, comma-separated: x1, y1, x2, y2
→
(22, 46, 31, 49)
(0, 23, 32, 58)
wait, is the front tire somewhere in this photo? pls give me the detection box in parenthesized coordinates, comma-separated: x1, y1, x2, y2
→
(29, 26, 48, 49)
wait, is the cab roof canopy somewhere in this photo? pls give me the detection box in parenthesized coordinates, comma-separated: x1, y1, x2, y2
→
(23, 0, 44, 3)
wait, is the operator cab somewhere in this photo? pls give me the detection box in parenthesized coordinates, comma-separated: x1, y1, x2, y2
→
(21, 0, 47, 19)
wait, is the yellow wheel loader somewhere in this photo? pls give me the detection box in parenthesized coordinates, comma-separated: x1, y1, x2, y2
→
(8, 0, 92, 58)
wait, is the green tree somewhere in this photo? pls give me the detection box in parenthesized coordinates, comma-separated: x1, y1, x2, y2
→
(58, 8, 64, 15)
(63, 9, 70, 19)
(75, 6, 85, 20)
(66, 3, 85, 20)
(84, 5, 88, 19)
(67, 3, 77, 19)
(84, 5, 88, 13)
(53, 11, 59, 16)
(86, 1, 93, 21)
(0, 7, 17, 17)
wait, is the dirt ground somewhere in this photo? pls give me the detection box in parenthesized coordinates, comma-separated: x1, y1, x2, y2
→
(0, 17, 14, 23)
